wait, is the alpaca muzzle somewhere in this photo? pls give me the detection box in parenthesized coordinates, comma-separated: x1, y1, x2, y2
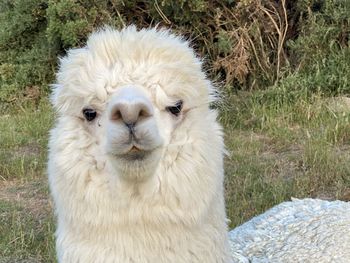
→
(105, 86, 163, 159)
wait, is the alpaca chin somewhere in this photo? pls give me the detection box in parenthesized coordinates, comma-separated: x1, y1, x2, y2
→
(107, 147, 163, 181)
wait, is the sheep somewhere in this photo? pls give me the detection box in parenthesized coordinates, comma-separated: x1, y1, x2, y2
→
(229, 198, 350, 262)
(48, 26, 232, 263)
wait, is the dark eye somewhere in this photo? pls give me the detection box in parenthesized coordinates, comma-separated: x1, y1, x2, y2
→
(166, 100, 183, 116)
(82, 108, 97, 121)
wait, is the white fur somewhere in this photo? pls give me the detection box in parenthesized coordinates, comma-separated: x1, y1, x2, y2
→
(48, 26, 231, 263)
(229, 198, 350, 262)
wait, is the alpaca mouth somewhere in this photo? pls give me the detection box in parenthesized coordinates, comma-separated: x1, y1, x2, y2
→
(124, 146, 147, 160)
(130, 145, 141, 152)
(114, 145, 152, 161)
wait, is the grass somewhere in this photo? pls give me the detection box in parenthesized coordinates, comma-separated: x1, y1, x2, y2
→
(0, 100, 53, 181)
(1, 90, 350, 261)
(0, 100, 56, 262)
(222, 90, 350, 227)
(0, 181, 55, 262)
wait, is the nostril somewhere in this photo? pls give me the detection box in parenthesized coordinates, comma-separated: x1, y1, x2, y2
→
(110, 108, 122, 121)
(139, 107, 152, 118)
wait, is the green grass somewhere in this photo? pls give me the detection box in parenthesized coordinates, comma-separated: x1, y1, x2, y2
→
(0, 99, 56, 262)
(222, 90, 350, 227)
(0, 100, 53, 181)
(1, 91, 350, 260)
(0, 182, 56, 262)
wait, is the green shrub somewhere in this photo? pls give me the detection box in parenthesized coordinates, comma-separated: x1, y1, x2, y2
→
(0, 0, 349, 108)
(272, 0, 350, 98)
(0, 0, 297, 105)
(0, 0, 53, 108)
(46, 0, 127, 49)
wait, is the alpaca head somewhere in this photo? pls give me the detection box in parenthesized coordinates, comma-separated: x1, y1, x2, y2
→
(51, 26, 219, 183)
(49, 27, 230, 262)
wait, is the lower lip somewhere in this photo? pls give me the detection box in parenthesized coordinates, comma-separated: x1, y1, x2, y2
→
(115, 146, 148, 161)
(123, 151, 147, 161)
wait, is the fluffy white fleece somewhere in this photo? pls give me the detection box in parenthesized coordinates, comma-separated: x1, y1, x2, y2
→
(48, 26, 231, 263)
(229, 198, 350, 263)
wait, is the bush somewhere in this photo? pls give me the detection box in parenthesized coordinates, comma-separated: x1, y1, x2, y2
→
(272, 0, 350, 100)
(0, 0, 349, 109)
(0, 0, 53, 108)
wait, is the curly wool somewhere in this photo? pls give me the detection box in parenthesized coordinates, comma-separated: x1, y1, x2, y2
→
(229, 198, 350, 263)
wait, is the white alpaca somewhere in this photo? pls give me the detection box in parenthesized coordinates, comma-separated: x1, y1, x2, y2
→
(229, 198, 350, 262)
(48, 26, 231, 263)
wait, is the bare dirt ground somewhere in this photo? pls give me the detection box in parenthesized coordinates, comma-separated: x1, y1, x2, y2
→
(0, 179, 51, 220)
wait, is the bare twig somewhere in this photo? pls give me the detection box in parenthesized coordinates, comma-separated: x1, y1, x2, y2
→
(154, 1, 172, 25)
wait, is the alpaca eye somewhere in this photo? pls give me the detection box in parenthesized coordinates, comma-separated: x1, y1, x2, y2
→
(82, 108, 97, 121)
(166, 100, 183, 116)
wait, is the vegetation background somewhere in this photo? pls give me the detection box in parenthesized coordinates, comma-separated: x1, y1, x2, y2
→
(0, 0, 349, 262)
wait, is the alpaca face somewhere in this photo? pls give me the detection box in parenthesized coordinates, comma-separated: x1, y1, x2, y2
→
(59, 83, 187, 182)
(104, 85, 170, 180)
(51, 27, 215, 182)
